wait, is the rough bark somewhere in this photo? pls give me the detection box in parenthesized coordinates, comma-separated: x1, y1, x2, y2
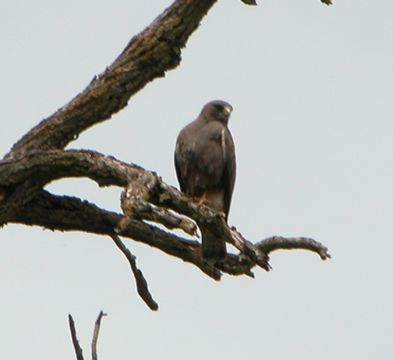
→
(5, 0, 218, 159)
(0, 0, 331, 310)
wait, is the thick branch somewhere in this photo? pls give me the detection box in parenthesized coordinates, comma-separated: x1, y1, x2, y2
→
(0, 150, 140, 188)
(2, 150, 329, 276)
(0, 149, 139, 222)
(6, 0, 217, 159)
(11, 189, 329, 286)
(5, 0, 331, 160)
(121, 172, 271, 271)
(12, 190, 222, 280)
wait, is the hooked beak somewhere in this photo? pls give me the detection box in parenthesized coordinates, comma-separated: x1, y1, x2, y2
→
(223, 104, 233, 116)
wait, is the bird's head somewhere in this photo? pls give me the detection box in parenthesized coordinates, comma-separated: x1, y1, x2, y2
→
(201, 100, 233, 125)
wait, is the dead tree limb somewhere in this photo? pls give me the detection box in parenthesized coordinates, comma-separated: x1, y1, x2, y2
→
(5, 0, 219, 159)
(0, 0, 331, 310)
(111, 235, 159, 311)
(68, 312, 107, 360)
(68, 314, 84, 360)
(92, 311, 107, 360)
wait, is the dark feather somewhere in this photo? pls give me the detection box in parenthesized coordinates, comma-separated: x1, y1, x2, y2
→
(174, 100, 236, 260)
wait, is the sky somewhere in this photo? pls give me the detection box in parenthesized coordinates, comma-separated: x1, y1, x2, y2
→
(0, 0, 392, 359)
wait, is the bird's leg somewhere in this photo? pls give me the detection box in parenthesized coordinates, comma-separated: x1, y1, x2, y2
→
(194, 192, 208, 205)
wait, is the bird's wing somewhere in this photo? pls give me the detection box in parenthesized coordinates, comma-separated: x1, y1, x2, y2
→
(221, 127, 236, 220)
(174, 136, 187, 193)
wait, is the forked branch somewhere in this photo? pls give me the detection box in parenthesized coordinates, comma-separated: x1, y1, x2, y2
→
(68, 311, 107, 360)
(7, 148, 330, 309)
(0, 0, 331, 311)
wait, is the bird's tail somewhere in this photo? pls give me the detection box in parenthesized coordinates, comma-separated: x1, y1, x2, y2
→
(202, 232, 226, 262)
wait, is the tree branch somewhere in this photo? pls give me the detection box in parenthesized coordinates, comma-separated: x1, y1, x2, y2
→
(120, 171, 271, 271)
(5, 0, 218, 159)
(68, 311, 107, 360)
(12, 190, 222, 281)
(257, 236, 331, 260)
(5, 0, 331, 160)
(0, 149, 139, 222)
(91, 311, 106, 360)
(68, 314, 84, 360)
(0, 150, 139, 188)
(111, 235, 159, 311)
(1, 0, 332, 311)
(3, 148, 329, 280)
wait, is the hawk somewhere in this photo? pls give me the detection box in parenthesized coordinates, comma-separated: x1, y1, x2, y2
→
(174, 100, 236, 261)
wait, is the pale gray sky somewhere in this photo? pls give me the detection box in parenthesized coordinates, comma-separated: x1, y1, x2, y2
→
(0, 1, 392, 359)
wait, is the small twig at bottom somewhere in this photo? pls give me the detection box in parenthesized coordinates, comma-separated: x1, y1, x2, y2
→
(110, 235, 159, 311)
(68, 312, 107, 360)
(68, 314, 84, 360)
(92, 311, 107, 360)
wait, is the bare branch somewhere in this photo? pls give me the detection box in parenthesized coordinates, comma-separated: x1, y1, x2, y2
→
(7, 0, 331, 159)
(91, 311, 107, 360)
(6, 0, 218, 159)
(0, 149, 266, 273)
(0, 0, 332, 312)
(3, 146, 329, 286)
(141, 206, 198, 237)
(229, 227, 271, 271)
(121, 172, 271, 271)
(0, 149, 139, 222)
(13, 191, 222, 280)
(121, 179, 198, 236)
(68, 311, 107, 360)
(68, 314, 84, 360)
(0, 150, 139, 188)
(257, 236, 331, 260)
(111, 235, 159, 311)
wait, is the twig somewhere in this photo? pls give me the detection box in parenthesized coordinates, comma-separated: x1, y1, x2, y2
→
(240, 0, 257, 6)
(146, 207, 198, 237)
(111, 235, 159, 311)
(241, 0, 332, 6)
(257, 236, 331, 260)
(68, 314, 84, 360)
(92, 311, 107, 360)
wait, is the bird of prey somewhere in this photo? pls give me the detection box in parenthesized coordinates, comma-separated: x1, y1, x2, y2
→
(174, 100, 236, 261)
